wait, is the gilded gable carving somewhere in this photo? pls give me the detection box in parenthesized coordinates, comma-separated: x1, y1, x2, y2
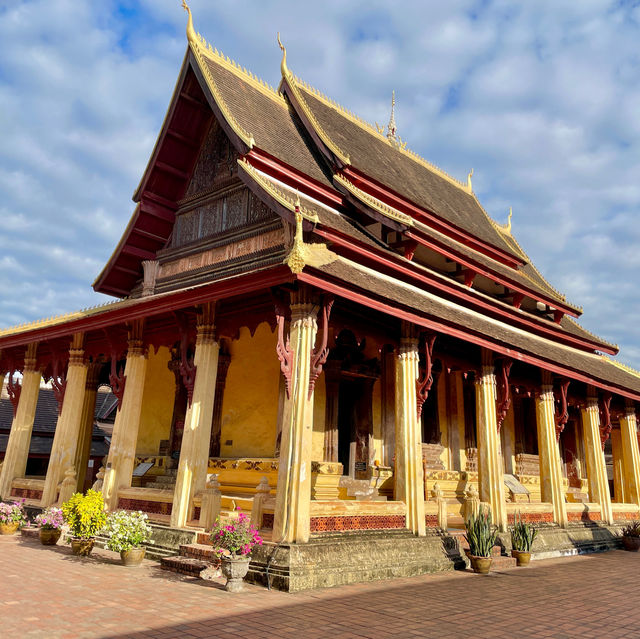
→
(184, 120, 239, 199)
(173, 189, 278, 248)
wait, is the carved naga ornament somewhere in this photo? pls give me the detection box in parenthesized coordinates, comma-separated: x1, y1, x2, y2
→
(109, 352, 126, 412)
(49, 357, 67, 416)
(308, 295, 334, 399)
(554, 379, 570, 441)
(178, 321, 197, 408)
(599, 393, 612, 450)
(275, 300, 294, 399)
(6, 371, 21, 418)
(416, 334, 436, 420)
(495, 359, 513, 432)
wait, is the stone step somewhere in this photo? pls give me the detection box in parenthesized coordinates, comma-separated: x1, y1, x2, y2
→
(179, 543, 220, 561)
(488, 555, 518, 571)
(20, 526, 41, 541)
(196, 531, 213, 545)
(161, 556, 209, 577)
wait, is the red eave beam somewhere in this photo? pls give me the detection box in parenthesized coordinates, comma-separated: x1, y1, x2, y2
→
(314, 226, 615, 355)
(342, 167, 524, 269)
(297, 271, 640, 402)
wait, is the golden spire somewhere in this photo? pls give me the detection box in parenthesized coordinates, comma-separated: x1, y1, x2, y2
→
(182, 0, 197, 45)
(507, 206, 513, 233)
(277, 32, 290, 79)
(387, 91, 397, 143)
(467, 168, 474, 192)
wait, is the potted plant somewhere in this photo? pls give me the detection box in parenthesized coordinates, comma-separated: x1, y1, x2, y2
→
(510, 511, 538, 565)
(103, 510, 153, 566)
(35, 507, 65, 545)
(210, 509, 263, 592)
(621, 521, 640, 551)
(0, 499, 26, 535)
(61, 489, 107, 556)
(464, 508, 498, 574)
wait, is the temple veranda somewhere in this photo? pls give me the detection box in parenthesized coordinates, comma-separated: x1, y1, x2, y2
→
(1, 4, 640, 591)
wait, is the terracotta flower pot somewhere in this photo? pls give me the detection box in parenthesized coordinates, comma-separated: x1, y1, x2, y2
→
(511, 549, 531, 566)
(71, 538, 95, 556)
(220, 556, 251, 592)
(120, 547, 146, 566)
(40, 528, 62, 546)
(622, 536, 640, 552)
(469, 555, 492, 574)
(0, 522, 20, 536)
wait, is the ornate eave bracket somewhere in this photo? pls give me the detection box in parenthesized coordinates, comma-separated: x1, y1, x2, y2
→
(109, 352, 126, 412)
(599, 392, 612, 450)
(177, 315, 197, 408)
(308, 295, 334, 399)
(275, 299, 294, 399)
(495, 359, 513, 432)
(554, 379, 570, 441)
(416, 333, 436, 420)
(7, 371, 21, 418)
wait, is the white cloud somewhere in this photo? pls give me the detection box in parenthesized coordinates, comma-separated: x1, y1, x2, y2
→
(0, 0, 639, 372)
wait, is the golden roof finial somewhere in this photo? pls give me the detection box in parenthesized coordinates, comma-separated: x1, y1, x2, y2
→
(467, 168, 474, 192)
(182, 0, 197, 45)
(277, 32, 290, 79)
(295, 190, 301, 211)
(387, 90, 397, 143)
(507, 207, 513, 233)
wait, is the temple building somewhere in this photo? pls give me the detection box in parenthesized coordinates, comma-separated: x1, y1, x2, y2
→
(1, 5, 640, 590)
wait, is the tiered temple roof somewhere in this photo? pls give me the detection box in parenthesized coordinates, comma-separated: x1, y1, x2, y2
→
(1, 5, 638, 401)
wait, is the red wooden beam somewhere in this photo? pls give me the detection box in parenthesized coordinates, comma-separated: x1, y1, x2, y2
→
(314, 226, 616, 355)
(296, 270, 640, 401)
(121, 245, 156, 261)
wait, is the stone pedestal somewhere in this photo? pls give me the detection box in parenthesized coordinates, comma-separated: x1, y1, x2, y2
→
(273, 289, 317, 543)
(0, 343, 40, 500)
(41, 334, 89, 507)
(102, 327, 148, 511)
(581, 396, 613, 524)
(536, 377, 568, 527)
(394, 324, 425, 536)
(171, 303, 220, 528)
(475, 351, 506, 530)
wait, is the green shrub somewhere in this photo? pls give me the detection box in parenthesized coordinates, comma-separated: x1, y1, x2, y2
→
(510, 511, 538, 551)
(103, 510, 153, 552)
(622, 521, 640, 538)
(61, 490, 107, 539)
(464, 508, 498, 558)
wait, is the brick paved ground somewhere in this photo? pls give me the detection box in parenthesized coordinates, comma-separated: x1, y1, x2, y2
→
(1, 535, 639, 639)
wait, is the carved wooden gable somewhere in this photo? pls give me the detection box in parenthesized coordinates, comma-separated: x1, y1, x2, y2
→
(172, 120, 277, 249)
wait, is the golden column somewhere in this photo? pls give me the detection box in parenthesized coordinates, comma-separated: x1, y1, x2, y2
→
(171, 303, 219, 528)
(273, 288, 318, 543)
(475, 349, 507, 531)
(41, 334, 89, 506)
(394, 322, 426, 536)
(619, 401, 640, 507)
(0, 343, 41, 499)
(581, 393, 613, 524)
(73, 363, 102, 492)
(102, 322, 148, 511)
(535, 372, 568, 527)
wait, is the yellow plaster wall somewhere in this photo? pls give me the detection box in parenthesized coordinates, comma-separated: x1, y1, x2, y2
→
(219, 322, 280, 458)
(371, 377, 383, 464)
(136, 346, 174, 456)
(312, 378, 326, 461)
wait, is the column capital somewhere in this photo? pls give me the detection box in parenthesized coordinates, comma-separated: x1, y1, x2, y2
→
(23, 342, 39, 373)
(625, 399, 637, 418)
(196, 301, 217, 344)
(126, 319, 146, 357)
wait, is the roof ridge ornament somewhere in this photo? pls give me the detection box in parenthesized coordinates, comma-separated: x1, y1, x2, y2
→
(507, 207, 513, 233)
(182, 1, 196, 45)
(466, 168, 473, 193)
(387, 91, 397, 143)
(277, 32, 290, 79)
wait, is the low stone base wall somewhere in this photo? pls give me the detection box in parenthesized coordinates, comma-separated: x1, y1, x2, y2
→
(246, 530, 454, 592)
(495, 522, 623, 560)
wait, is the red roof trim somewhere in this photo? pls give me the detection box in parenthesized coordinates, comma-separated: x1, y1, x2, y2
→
(297, 271, 639, 402)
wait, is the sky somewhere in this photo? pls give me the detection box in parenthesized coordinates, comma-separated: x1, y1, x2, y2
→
(1, 0, 640, 367)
